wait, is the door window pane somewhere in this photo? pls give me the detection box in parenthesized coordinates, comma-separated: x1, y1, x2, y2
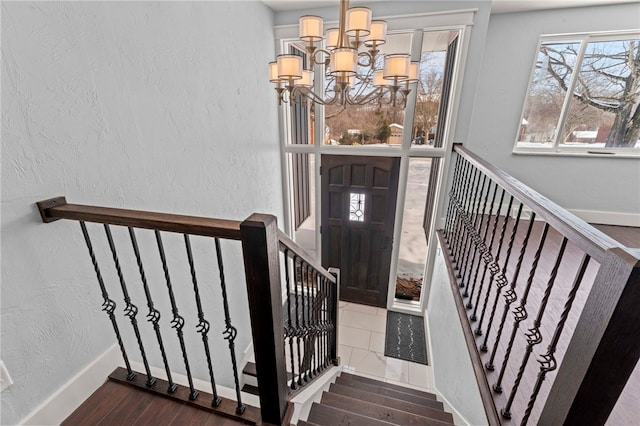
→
(349, 192, 366, 222)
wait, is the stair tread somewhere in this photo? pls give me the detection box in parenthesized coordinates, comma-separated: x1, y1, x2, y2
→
(307, 402, 395, 426)
(241, 384, 259, 396)
(334, 376, 442, 409)
(329, 383, 453, 423)
(320, 391, 452, 426)
(340, 372, 437, 399)
(243, 361, 294, 380)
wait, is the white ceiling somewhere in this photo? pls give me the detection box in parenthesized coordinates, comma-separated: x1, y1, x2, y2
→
(262, 0, 639, 14)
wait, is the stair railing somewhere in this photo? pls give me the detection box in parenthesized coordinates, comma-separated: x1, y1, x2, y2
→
(438, 145, 640, 425)
(37, 198, 339, 426)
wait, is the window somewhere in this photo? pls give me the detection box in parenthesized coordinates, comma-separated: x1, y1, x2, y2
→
(515, 31, 640, 156)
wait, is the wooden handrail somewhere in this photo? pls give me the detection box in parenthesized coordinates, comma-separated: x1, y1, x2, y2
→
(453, 145, 625, 263)
(36, 196, 242, 240)
(277, 230, 336, 284)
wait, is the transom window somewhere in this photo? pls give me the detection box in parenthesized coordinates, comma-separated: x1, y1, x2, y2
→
(514, 31, 640, 157)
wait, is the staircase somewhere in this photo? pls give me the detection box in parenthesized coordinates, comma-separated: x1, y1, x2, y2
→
(299, 373, 454, 426)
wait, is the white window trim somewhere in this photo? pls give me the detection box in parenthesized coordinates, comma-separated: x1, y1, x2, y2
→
(513, 29, 640, 159)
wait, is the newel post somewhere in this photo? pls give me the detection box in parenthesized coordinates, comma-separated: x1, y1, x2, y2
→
(240, 214, 288, 425)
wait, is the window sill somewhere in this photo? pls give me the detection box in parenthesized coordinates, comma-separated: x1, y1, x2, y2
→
(513, 149, 640, 160)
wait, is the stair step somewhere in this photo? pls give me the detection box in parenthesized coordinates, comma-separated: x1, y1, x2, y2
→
(320, 391, 450, 426)
(329, 383, 453, 424)
(243, 362, 294, 380)
(340, 372, 437, 400)
(241, 384, 259, 396)
(307, 402, 395, 426)
(334, 376, 442, 409)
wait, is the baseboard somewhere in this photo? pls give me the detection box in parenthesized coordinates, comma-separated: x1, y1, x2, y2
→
(290, 366, 342, 425)
(568, 209, 640, 227)
(436, 389, 472, 426)
(19, 345, 120, 425)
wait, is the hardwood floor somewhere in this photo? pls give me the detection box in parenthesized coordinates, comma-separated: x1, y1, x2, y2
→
(63, 369, 258, 426)
(442, 220, 640, 425)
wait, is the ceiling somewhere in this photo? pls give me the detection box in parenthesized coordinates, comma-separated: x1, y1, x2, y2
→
(262, 0, 639, 14)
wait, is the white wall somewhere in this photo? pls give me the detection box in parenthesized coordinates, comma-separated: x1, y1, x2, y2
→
(1, 2, 282, 424)
(466, 3, 640, 217)
(427, 240, 486, 426)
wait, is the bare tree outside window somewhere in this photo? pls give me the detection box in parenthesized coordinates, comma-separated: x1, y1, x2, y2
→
(516, 33, 640, 153)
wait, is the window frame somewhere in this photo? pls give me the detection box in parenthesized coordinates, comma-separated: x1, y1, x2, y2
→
(513, 29, 640, 159)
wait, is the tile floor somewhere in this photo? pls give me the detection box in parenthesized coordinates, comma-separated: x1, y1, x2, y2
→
(338, 301, 435, 392)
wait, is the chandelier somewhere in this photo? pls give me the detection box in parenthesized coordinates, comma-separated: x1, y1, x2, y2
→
(268, 0, 418, 108)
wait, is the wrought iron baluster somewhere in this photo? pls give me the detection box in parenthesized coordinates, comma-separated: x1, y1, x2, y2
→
(79, 222, 135, 380)
(283, 250, 297, 390)
(494, 219, 546, 393)
(184, 234, 221, 407)
(104, 224, 154, 386)
(502, 232, 568, 419)
(213, 238, 246, 414)
(155, 230, 198, 401)
(487, 211, 536, 372)
(521, 254, 591, 425)
(294, 256, 304, 386)
(451, 160, 471, 261)
(453, 160, 477, 268)
(462, 174, 488, 295)
(471, 186, 505, 323)
(304, 263, 314, 380)
(446, 157, 467, 248)
(128, 227, 175, 392)
(467, 181, 498, 309)
(480, 200, 521, 352)
(444, 156, 463, 243)
(457, 168, 481, 286)
(475, 191, 511, 336)
(312, 269, 320, 375)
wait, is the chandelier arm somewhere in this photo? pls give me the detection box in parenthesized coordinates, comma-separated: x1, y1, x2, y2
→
(294, 86, 340, 106)
(311, 48, 332, 66)
(357, 51, 374, 68)
(345, 86, 384, 105)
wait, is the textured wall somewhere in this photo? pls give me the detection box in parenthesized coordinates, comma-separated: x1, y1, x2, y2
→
(1, 2, 282, 424)
(427, 241, 486, 425)
(465, 3, 640, 216)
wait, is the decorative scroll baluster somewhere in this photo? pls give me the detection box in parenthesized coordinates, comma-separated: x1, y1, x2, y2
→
(457, 168, 481, 285)
(502, 234, 568, 419)
(294, 256, 304, 387)
(471, 187, 505, 323)
(104, 224, 154, 386)
(467, 181, 498, 310)
(128, 227, 175, 392)
(475, 192, 512, 336)
(462, 174, 488, 295)
(495, 222, 548, 394)
(521, 254, 591, 425)
(487, 212, 536, 372)
(447, 158, 467, 248)
(452, 161, 472, 263)
(155, 230, 198, 401)
(444, 156, 463, 243)
(213, 238, 246, 414)
(313, 270, 320, 376)
(480, 199, 521, 352)
(453, 160, 475, 266)
(283, 250, 297, 390)
(305, 264, 315, 380)
(183, 234, 220, 406)
(79, 222, 135, 380)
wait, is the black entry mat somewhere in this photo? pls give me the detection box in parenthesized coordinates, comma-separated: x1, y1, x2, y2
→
(384, 311, 428, 365)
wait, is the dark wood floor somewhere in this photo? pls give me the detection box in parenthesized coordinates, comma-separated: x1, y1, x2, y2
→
(444, 221, 640, 425)
(63, 380, 248, 425)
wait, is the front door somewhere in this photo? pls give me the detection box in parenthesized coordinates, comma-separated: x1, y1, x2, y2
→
(321, 155, 400, 308)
